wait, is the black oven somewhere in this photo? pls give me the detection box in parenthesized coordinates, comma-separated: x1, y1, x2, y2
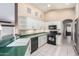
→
(47, 25, 57, 45)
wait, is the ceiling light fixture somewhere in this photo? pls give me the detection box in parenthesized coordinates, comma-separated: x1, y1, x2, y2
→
(48, 4, 51, 7)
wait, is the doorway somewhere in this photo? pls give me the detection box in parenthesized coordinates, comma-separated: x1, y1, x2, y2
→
(63, 19, 73, 44)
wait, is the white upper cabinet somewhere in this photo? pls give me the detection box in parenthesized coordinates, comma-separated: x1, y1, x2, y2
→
(26, 17, 45, 30)
(18, 17, 45, 30)
(26, 17, 37, 29)
(18, 4, 45, 31)
(18, 16, 27, 30)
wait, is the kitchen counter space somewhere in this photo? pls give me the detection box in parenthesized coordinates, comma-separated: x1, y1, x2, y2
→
(7, 38, 30, 47)
(18, 32, 48, 38)
(0, 32, 48, 56)
(0, 37, 30, 56)
(7, 32, 47, 47)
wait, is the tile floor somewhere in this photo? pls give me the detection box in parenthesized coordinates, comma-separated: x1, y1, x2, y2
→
(31, 37, 77, 56)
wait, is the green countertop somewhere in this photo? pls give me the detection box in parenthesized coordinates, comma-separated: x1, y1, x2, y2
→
(0, 46, 28, 56)
(0, 32, 47, 56)
(18, 32, 47, 38)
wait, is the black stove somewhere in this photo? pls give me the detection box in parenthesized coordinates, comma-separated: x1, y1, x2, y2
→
(47, 25, 57, 45)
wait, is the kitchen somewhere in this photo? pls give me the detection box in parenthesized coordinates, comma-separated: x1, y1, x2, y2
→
(0, 3, 79, 56)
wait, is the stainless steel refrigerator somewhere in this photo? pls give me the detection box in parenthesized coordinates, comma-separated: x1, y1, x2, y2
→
(74, 18, 79, 54)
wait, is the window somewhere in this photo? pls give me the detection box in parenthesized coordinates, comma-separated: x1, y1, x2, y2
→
(27, 8, 31, 14)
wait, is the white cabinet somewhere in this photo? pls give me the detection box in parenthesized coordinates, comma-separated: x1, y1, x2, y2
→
(18, 16, 27, 30)
(38, 35, 47, 47)
(18, 17, 45, 30)
(26, 17, 36, 29)
(18, 17, 35, 30)
(56, 35, 62, 45)
(27, 18, 43, 29)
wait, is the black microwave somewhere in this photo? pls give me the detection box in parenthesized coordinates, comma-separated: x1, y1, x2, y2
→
(49, 25, 57, 30)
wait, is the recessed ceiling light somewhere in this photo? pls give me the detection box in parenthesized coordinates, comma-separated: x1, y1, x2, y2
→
(48, 4, 51, 7)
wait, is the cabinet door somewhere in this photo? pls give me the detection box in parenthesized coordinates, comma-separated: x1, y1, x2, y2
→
(18, 6, 26, 16)
(38, 36, 43, 47)
(41, 35, 47, 45)
(38, 35, 47, 47)
(16, 46, 27, 56)
(27, 17, 40, 29)
(26, 17, 35, 29)
(18, 16, 27, 29)
(43, 35, 47, 44)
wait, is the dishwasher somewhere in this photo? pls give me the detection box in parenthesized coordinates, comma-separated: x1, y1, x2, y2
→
(31, 37, 38, 54)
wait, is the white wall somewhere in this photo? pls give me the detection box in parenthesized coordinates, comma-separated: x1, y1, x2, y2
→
(75, 3, 79, 18)
(45, 8, 75, 21)
(0, 3, 15, 22)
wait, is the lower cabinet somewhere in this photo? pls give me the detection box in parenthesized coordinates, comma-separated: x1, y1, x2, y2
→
(24, 34, 47, 55)
(38, 35, 47, 47)
(15, 46, 27, 56)
(0, 47, 16, 56)
(24, 41, 31, 56)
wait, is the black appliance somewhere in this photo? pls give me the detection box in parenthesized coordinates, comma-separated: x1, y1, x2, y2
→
(75, 19, 77, 45)
(31, 37, 38, 54)
(47, 25, 57, 45)
(66, 31, 71, 36)
(49, 25, 57, 30)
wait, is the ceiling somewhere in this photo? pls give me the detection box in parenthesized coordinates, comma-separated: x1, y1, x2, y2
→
(31, 3, 76, 12)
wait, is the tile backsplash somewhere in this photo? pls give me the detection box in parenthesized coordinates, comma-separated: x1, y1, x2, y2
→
(18, 29, 45, 35)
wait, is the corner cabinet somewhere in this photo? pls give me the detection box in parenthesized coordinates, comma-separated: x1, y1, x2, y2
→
(38, 34, 47, 47)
